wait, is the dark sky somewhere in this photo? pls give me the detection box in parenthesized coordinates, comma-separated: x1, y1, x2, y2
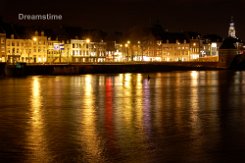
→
(1, 0, 245, 39)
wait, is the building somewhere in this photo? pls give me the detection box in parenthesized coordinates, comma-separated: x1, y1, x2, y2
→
(6, 34, 31, 63)
(219, 18, 243, 68)
(5, 31, 48, 63)
(69, 39, 106, 63)
(0, 33, 6, 62)
(160, 40, 189, 61)
(31, 31, 47, 63)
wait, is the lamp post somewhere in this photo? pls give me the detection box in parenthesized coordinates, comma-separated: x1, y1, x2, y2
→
(86, 38, 91, 62)
(125, 40, 131, 62)
(137, 41, 141, 62)
(125, 43, 128, 62)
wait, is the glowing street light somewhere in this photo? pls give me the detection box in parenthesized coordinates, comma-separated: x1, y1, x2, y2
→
(125, 43, 129, 61)
(33, 37, 37, 42)
(86, 38, 90, 43)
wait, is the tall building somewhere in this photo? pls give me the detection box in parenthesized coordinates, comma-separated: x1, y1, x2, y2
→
(228, 17, 236, 38)
(219, 17, 243, 68)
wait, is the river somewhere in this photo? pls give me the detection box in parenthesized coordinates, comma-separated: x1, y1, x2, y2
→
(1, 71, 245, 162)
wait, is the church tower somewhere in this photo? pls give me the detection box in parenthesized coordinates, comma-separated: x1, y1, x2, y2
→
(228, 17, 236, 38)
(218, 17, 242, 68)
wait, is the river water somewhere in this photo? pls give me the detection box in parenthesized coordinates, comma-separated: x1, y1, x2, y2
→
(1, 71, 245, 163)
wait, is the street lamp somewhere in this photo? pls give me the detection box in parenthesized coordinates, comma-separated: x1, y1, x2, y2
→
(86, 38, 91, 62)
(86, 38, 90, 43)
(33, 37, 37, 42)
(32, 37, 38, 63)
(125, 43, 129, 62)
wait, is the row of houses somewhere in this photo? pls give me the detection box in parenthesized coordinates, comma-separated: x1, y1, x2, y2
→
(0, 30, 222, 64)
(0, 31, 108, 63)
(1, 18, 245, 64)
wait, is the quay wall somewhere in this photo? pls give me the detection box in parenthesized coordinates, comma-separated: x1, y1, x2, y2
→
(3, 59, 245, 77)
(25, 62, 221, 75)
(0, 62, 6, 77)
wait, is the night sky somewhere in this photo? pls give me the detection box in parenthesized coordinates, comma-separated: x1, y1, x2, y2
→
(1, 0, 245, 39)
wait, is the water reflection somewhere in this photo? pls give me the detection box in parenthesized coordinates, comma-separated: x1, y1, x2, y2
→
(2, 71, 245, 162)
(28, 76, 47, 162)
(80, 75, 104, 162)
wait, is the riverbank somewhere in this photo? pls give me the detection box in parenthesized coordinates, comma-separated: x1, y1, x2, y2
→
(0, 61, 224, 77)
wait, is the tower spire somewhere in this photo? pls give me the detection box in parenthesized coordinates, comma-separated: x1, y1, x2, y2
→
(228, 16, 236, 38)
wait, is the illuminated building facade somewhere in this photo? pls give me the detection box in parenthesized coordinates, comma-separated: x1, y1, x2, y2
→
(5, 31, 47, 63)
(32, 31, 48, 63)
(6, 35, 32, 63)
(47, 38, 63, 63)
(0, 29, 224, 63)
(0, 33, 6, 62)
(159, 40, 189, 61)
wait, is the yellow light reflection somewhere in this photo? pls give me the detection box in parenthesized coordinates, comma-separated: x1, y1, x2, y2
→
(190, 71, 200, 135)
(28, 77, 47, 161)
(154, 74, 163, 129)
(191, 71, 199, 86)
(84, 75, 92, 98)
(124, 73, 131, 88)
(135, 73, 143, 129)
(136, 73, 142, 89)
(31, 77, 42, 126)
(80, 75, 103, 162)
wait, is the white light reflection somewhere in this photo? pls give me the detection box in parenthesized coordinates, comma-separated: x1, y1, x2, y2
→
(124, 73, 131, 88)
(191, 71, 198, 87)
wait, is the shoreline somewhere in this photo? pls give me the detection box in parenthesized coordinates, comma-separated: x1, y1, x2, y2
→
(1, 61, 227, 77)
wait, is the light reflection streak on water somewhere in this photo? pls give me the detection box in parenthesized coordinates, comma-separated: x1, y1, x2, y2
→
(154, 73, 163, 131)
(122, 73, 132, 127)
(80, 74, 103, 162)
(105, 77, 113, 136)
(28, 76, 47, 161)
(190, 71, 200, 133)
(104, 77, 119, 159)
(143, 78, 151, 137)
(135, 74, 143, 130)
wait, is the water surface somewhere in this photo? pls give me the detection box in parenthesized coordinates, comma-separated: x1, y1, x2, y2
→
(1, 71, 245, 162)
